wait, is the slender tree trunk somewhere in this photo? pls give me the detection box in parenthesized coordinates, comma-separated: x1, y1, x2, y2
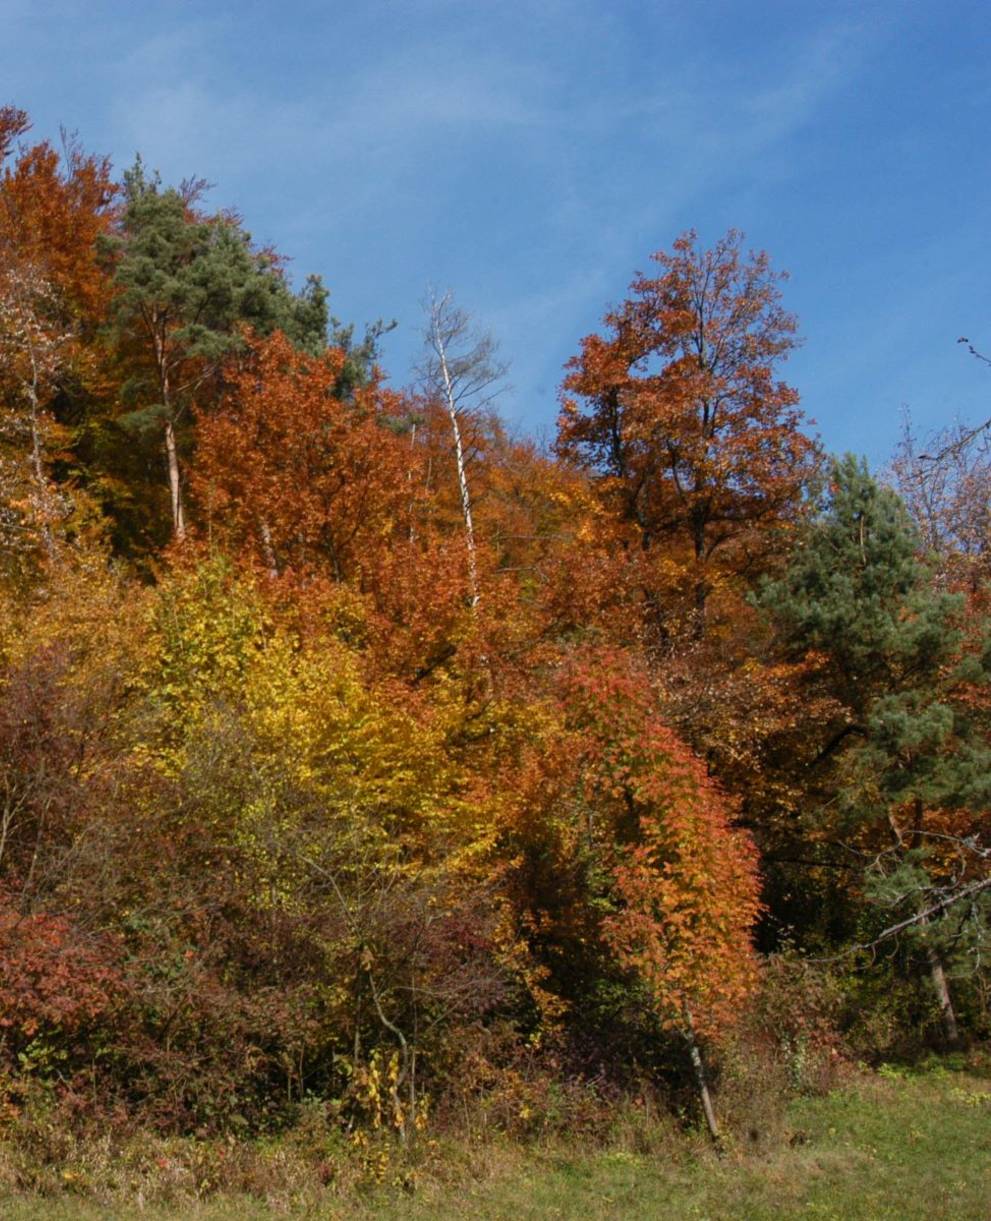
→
(164, 416, 186, 542)
(920, 916, 959, 1045)
(25, 353, 54, 558)
(684, 1005, 721, 1147)
(432, 318, 480, 608)
(26, 374, 45, 488)
(907, 799, 959, 1045)
(155, 327, 186, 542)
(691, 576, 707, 642)
(690, 512, 708, 641)
(448, 407, 479, 608)
(258, 517, 279, 578)
(407, 420, 418, 545)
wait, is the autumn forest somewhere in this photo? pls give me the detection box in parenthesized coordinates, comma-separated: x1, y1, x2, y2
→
(1, 101, 990, 1179)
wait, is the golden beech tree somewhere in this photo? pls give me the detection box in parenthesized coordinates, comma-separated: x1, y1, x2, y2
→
(557, 230, 818, 644)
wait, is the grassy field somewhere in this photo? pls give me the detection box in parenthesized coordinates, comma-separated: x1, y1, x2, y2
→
(2, 1062, 989, 1219)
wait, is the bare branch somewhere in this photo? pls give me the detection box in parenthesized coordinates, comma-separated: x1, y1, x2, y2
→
(814, 874, 991, 963)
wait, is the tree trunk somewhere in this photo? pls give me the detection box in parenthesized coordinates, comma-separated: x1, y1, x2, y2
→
(407, 420, 418, 545)
(428, 299, 481, 609)
(924, 926, 959, 1045)
(684, 1006, 721, 1148)
(155, 327, 186, 543)
(690, 510, 708, 641)
(691, 575, 708, 641)
(25, 355, 54, 557)
(258, 517, 279, 578)
(164, 416, 186, 542)
(906, 799, 959, 1045)
(448, 406, 479, 608)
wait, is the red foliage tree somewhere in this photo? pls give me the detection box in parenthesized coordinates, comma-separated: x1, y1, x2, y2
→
(0, 896, 121, 1046)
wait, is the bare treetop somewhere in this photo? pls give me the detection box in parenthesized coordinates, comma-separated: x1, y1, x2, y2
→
(418, 289, 509, 418)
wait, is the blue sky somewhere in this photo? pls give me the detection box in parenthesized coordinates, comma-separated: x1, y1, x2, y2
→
(4, 0, 989, 463)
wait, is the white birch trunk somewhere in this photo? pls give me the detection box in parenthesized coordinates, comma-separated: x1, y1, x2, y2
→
(433, 318, 479, 608)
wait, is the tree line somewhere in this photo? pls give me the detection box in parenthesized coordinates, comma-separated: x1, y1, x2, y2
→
(1, 103, 989, 1144)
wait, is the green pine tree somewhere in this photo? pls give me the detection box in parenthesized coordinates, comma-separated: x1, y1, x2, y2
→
(98, 159, 329, 544)
(758, 454, 991, 1041)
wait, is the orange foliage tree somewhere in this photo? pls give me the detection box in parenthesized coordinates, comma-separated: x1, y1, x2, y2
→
(502, 647, 761, 1140)
(191, 330, 414, 584)
(558, 230, 817, 644)
(0, 113, 115, 324)
(566, 650, 759, 1037)
(191, 331, 518, 687)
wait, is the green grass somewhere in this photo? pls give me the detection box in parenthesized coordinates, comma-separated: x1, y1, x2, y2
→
(2, 1063, 990, 1219)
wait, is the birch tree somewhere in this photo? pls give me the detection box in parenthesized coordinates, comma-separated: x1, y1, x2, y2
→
(419, 291, 507, 608)
(0, 263, 73, 560)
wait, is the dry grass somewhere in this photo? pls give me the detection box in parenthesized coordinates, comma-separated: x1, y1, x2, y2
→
(1, 1057, 989, 1218)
